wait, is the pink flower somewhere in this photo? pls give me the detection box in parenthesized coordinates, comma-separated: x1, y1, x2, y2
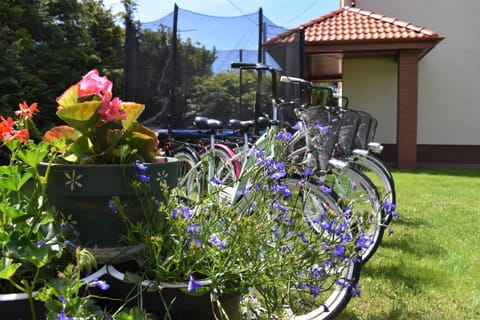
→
(77, 69, 113, 98)
(98, 97, 127, 121)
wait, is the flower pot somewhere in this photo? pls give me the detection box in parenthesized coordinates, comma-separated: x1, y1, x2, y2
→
(38, 157, 178, 263)
(0, 291, 44, 320)
(88, 265, 241, 320)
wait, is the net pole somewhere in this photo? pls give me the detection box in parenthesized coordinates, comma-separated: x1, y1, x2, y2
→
(169, 3, 178, 131)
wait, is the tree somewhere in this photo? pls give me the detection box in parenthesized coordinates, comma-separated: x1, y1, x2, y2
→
(0, 0, 123, 131)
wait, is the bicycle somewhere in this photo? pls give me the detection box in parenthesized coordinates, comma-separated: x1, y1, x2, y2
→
(178, 63, 363, 319)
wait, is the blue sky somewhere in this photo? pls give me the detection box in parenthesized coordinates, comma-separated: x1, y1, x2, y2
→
(103, 0, 340, 29)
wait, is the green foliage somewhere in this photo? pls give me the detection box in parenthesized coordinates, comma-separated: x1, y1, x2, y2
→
(0, 0, 123, 131)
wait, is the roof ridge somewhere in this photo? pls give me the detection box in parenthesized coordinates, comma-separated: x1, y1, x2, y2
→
(297, 7, 347, 29)
(345, 6, 438, 36)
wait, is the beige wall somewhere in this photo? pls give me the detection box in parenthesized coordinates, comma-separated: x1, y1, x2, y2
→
(344, 0, 480, 145)
(342, 57, 397, 144)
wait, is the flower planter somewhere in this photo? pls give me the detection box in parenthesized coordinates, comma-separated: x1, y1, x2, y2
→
(38, 157, 178, 263)
(0, 291, 44, 320)
(88, 265, 240, 319)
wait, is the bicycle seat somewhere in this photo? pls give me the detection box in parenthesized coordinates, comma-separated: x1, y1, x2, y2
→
(257, 116, 279, 130)
(193, 116, 223, 130)
(228, 119, 255, 131)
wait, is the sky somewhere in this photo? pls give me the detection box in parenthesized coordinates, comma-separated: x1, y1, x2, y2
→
(103, 0, 340, 29)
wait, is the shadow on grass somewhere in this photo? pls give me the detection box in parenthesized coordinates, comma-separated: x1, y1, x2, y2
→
(337, 307, 417, 320)
(380, 236, 448, 259)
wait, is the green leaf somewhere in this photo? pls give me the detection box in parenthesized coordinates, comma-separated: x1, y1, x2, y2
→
(121, 102, 145, 130)
(56, 101, 101, 136)
(16, 143, 49, 169)
(63, 136, 94, 163)
(0, 258, 21, 280)
(56, 84, 79, 107)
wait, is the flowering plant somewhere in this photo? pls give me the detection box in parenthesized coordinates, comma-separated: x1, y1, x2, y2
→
(0, 103, 105, 319)
(42, 69, 159, 164)
(113, 128, 363, 318)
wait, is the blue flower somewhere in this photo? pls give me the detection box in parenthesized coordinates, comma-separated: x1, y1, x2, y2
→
(342, 207, 353, 219)
(186, 223, 202, 235)
(182, 207, 193, 218)
(208, 234, 226, 248)
(134, 160, 150, 183)
(88, 279, 110, 290)
(319, 184, 332, 194)
(272, 183, 292, 198)
(383, 201, 400, 217)
(134, 160, 148, 173)
(108, 199, 118, 214)
(314, 120, 329, 134)
(303, 166, 314, 177)
(57, 310, 73, 320)
(188, 274, 203, 293)
(36, 239, 45, 246)
(298, 232, 309, 244)
(356, 234, 373, 250)
(332, 244, 345, 259)
(276, 131, 292, 141)
(210, 176, 223, 185)
(269, 170, 286, 180)
(273, 200, 290, 213)
(136, 172, 151, 183)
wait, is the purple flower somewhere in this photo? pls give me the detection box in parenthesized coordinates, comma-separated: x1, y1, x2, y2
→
(342, 207, 353, 219)
(314, 120, 329, 134)
(303, 167, 314, 177)
(36, 239, 45, 246)
(332, 244, 345, 259)
(270, 171, 286, 180)
(57, 310, 73, 320)
(210, 176, 223, 185)
(356, 234, 373, 250)
(186, 223, 202, 235)
(134, 160, 150, 183)
(383, 201, 400, 218)
(273, 200, 290, 213)
(319, 184, 332, 194)
(208, 234, 226, 248)
(88, 279, 110, 290)
(182, 207, 193, 218)
(298, 232, 309, 244)
(272, 183, 292, 198)
(321, 220, 333, 233)
(134, 160, 148, 173)
(188, 274, 203, 293)
(108, 199, 118, 214)
(276, 131, 292, 141)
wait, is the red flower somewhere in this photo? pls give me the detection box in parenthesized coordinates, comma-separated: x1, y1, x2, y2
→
(0, 116, 29, 143)
(15, 101, 39, 119)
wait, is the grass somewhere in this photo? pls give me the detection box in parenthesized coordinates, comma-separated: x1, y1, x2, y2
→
(337, 167, 480, 320)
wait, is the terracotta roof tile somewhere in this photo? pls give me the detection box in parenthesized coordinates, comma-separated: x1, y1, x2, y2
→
(266, 6, 441, 45)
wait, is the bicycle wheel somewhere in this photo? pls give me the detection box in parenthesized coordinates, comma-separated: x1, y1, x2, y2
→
(326, 167, 384, 264)
(351, 154, 396, 225)
(170, 149, 201, 201)
(211, 147, 238, 187)
(265, 178, 362, 320)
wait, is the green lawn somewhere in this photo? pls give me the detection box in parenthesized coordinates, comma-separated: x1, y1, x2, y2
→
(337, 167, 480, 320)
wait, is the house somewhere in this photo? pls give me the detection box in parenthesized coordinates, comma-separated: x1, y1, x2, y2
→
(266, 0, 480, 169)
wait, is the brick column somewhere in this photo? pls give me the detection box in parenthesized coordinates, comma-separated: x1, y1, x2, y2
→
(397, 50, 420, 169)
